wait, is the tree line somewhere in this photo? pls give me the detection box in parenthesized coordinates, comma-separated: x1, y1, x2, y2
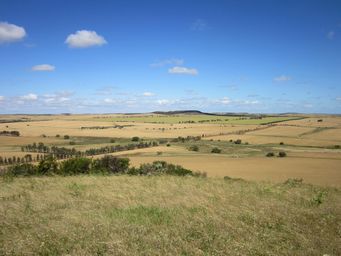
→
(0, 130, 20, 136)
(18, 141, 159, 160)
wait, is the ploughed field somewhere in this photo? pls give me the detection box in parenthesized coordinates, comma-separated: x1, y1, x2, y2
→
(0, 113, 341, 185)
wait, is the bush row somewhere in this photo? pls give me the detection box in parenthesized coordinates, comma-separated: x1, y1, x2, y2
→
(3, 155, 205, 177)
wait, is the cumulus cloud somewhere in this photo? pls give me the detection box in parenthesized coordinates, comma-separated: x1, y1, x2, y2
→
(168, 66, 198, 75)
(0, 21, 26, 43)
(0, 96, 4, 101)
(191, 19, 208, 31)
(65, 30, 107, 48)
(273, 75, 291, 82)
(143, 92, 155, 97)
(150, 58, 184, 67)
(20, 93, 38, 101)
(31, 64, 55, 72)
(327, 31, 335, 40)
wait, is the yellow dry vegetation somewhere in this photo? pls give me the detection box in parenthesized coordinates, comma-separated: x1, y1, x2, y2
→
(0, 120, 258, 138)
(127, 154, 341, 186)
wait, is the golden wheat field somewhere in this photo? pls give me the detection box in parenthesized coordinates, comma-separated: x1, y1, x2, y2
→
(1, 113, 341, 185)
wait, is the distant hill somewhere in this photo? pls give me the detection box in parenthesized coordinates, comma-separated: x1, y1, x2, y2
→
(152, 110, 204, 115)
(152, 110, 258, 117)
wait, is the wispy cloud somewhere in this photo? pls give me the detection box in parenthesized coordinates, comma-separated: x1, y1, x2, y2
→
(142, 92, 155, 97)
(95, 86, 119, 95)
(0, 96, 4, 101)
(274, 75, 291, 82)
(65, 30, 107, 48)
(168, 66, 198, 75)
(336, 97, 341, 101)
(20, 93, 38, 101)
(191, 19, 208, 31)
(32, 64, 55, 72)
(327, 31, 335, 40)
(43, 91, 73, 104)
(0, 21, 26, 43)
(150, 58, 184, 67)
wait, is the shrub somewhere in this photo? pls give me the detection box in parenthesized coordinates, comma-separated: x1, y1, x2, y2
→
(7, 163, 37, 176)
(59, 157, 92, 175)
(211, 147, 221, 153)
(166, 143, 171, 147)
(69, 141, 76, 145)
(278, 151, 287, 157)
(37, 156, 58, 175)
(92, 155, 130, 174)
(284, 178, 303, 187)
(132, 136, 140, 142)
(56, 134, 60, 138)
(234, 139, 242, 144)
(110, 138, 116, 143)
(130, 161, 193, 176)
(64, 135, 70, 139)
(334, 145, 340, 149)
(188, 145, 199, 152)
(266, 152, 275, 157)
(279, 142, 284, 145)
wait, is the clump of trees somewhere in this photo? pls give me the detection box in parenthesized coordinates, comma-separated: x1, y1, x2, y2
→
(2, 156, 204, 177)
(0, 131, 20, 136)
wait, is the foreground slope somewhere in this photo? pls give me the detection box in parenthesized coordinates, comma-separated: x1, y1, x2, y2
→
(1, 176, 340, 255)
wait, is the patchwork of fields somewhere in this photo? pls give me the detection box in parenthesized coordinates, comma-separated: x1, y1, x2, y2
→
(0, 113, 340, 185)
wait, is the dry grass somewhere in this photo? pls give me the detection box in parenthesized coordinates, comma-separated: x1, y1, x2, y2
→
(127, 154, 341, 186)
(0, 175, 340, 255)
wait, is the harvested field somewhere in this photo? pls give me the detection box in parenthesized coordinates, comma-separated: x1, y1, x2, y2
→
(127, 154, 341, 186)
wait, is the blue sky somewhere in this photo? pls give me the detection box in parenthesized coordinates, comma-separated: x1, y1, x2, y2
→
(0, 0, 340, 114)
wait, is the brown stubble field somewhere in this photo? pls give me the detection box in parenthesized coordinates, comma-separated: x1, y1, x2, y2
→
(0, 113, 341, 186)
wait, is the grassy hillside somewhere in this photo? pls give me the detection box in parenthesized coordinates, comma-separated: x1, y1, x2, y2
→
(1, 175, 340, 255)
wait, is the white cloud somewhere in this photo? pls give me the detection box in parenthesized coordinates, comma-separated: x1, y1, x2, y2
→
(104, 98, 116, 104)
(65, 30, 107, 48)
(31, 64, 55, 72)
(220, 97, 231, 105)
(156, 99, 172, 105)
(20, 93, 38, 101)
(336, 97, 341, 101)
(274, 75, 291, 82)
(0, 22, 26, 43)
(191, 19, 208, 31)
(150, 58, 184, 67)
(0, 96, 4, 101)
(43, 91, 73, 104)
(168, 66, 198, 75)
(143, 92, 155, 97)
(327, 31, 335, 40)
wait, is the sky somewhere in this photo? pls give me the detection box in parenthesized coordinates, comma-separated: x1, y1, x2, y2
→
(0, 0, 340, 114)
